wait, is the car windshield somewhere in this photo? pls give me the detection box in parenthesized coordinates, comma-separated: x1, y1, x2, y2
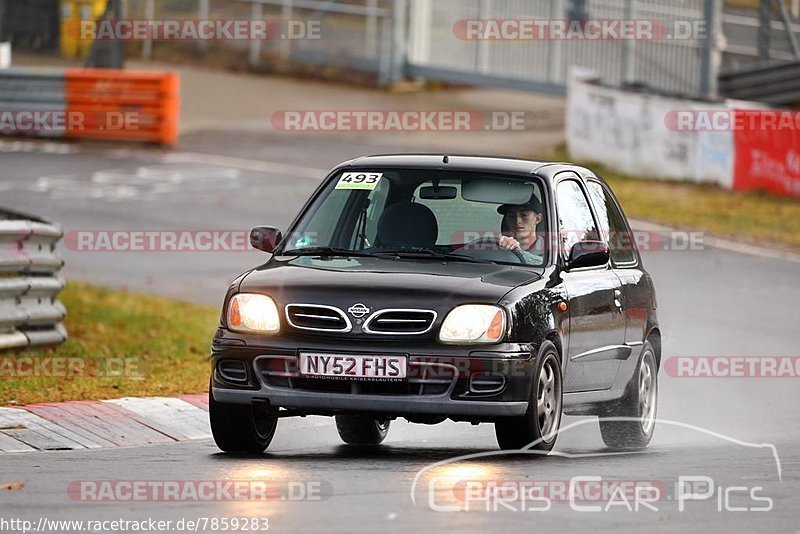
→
(280, 169, 548, 267)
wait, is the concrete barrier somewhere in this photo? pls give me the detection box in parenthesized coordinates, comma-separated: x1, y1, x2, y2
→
(567, 69, 800, 197)
(566, 70, 736, 189)
(0, 43, 10, 69)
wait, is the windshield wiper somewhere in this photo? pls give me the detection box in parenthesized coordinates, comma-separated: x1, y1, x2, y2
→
(281, 247, 380, 258)
(374, 248, 490, 264)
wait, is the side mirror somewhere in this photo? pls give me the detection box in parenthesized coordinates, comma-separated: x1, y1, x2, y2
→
(250, 226, 282, 253)
(567, 240, 610, 270)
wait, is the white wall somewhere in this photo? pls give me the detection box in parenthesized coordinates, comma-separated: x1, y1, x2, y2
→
(566, 70, 735, 189)
(0, 43, 10, 70)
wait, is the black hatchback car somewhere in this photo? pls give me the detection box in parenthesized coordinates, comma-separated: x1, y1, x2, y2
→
(210, 155, 660, 453)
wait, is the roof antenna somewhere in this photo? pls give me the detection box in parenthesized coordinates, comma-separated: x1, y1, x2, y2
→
(443, 155, 449, 164)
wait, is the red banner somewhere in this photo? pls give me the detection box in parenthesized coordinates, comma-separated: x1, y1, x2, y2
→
(733, 110, 800, 196)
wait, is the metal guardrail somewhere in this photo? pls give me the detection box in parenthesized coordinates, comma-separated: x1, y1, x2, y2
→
(0, 208, 66, 351)
(719, 59, 800, 105)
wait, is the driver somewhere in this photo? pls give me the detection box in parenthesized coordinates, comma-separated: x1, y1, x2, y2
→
(497, 197, 545, 255)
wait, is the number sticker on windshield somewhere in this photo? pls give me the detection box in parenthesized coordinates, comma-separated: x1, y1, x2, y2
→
(335, 172, 383, 190)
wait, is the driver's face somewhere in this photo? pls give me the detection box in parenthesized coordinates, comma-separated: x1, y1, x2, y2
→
(504, 208, 542, 239)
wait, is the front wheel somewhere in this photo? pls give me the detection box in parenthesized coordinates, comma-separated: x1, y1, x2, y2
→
(209, 387, 278, 453)
(335, 415, 390, 446)
(598, 341, 658, 451)
(495, 342, 563, 452)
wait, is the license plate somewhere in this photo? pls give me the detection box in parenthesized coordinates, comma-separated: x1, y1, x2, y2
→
(299, 353, 406, 380)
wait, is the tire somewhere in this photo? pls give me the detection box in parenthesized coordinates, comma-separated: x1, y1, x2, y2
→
(495, 341, 563, 452)
(335, 415, 390, 446)
(209, 387, 278, 453)
(599, 341, 658, 451)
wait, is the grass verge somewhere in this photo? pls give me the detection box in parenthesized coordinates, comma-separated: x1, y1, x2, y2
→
(548, 148, 800, 251)
(0, 282, 219, 406)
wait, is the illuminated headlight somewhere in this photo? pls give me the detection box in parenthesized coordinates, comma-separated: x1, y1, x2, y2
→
(227, 294, 280, 334)
(439, 305, 506, 344)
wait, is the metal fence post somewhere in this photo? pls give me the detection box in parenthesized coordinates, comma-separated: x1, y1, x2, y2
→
(547, 0, 564, 83)
(408, 0, 431, 67)
(379, 15, 392, 85)
(758, 0, 772, 61)
(700, 0, 721, 99)
(620, 0, 635, 84)
(281, 0, 293, 60)
(250, 0, 263, 67)
(776, 0, 800, 58)
(142, 0, 155, 59)
(198, 0, 210, 53)
(366, 0, 378, 57)
(476, 0, 491, 73)
(389, 0, 408, 84)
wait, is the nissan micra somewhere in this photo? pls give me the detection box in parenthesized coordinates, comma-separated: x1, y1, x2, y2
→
(210, 155, 661, 454)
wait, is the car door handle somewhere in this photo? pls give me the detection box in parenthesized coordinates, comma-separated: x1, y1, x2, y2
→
(614, 289, 624, 311)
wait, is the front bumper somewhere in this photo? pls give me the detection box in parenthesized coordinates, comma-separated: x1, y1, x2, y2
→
(212, 386, 529, 417)
(211, 336, 537, 419)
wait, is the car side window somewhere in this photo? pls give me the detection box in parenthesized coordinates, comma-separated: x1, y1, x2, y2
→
(556, 179, 600, 257)
(586, 181, 637, 265)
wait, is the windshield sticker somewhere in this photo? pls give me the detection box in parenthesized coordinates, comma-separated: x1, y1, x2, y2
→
(335, 172, 383, 190)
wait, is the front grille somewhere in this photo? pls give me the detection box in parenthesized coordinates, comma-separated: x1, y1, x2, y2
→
(285, 304, 351, 332)
(364, 309, 437, 335)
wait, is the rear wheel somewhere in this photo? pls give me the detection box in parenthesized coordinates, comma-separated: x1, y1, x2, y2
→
(495, 341, 563, 452)
(335, 415, 390, 446)
(209, 387, 278, 453)
(599, 341, 658, 451)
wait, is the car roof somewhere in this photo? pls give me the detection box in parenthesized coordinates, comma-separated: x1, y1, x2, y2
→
(332, 154, 603, 186)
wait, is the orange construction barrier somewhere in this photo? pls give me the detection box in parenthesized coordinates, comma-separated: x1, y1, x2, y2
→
(65, 69, 180, 146)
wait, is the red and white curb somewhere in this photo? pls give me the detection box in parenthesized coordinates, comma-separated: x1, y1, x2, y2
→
(0, 394, 210, 453)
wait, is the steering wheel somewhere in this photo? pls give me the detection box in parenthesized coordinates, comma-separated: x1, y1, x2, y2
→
(453, 236, 528, 263)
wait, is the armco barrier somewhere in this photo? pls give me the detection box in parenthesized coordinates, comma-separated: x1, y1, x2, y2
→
(0, 208, 67, 351)
(0, 68, 179, 145)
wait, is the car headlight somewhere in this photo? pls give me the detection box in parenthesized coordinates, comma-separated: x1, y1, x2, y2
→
(227, 293, 280, 334)
(439, 305, 506, 344)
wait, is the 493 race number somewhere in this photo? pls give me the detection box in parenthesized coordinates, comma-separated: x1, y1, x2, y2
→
(335, 172, 383, 190)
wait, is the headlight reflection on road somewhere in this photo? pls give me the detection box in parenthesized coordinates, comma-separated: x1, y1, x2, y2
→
(420, 462, 505, 511)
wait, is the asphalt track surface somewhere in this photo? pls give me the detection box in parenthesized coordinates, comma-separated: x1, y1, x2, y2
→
(1, 132, 799, 533)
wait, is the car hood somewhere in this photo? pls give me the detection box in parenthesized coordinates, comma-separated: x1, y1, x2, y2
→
(239, 255, 543, 311)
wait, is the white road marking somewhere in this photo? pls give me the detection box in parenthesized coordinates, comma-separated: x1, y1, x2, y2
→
(630, 218, 800, 265)
(162, 152, 327, 179)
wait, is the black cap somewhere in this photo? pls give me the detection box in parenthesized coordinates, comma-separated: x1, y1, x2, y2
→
(497, 196, 543, 215)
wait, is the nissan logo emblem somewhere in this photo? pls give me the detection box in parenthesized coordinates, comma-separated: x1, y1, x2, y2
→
(348, 303, 370, 318)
